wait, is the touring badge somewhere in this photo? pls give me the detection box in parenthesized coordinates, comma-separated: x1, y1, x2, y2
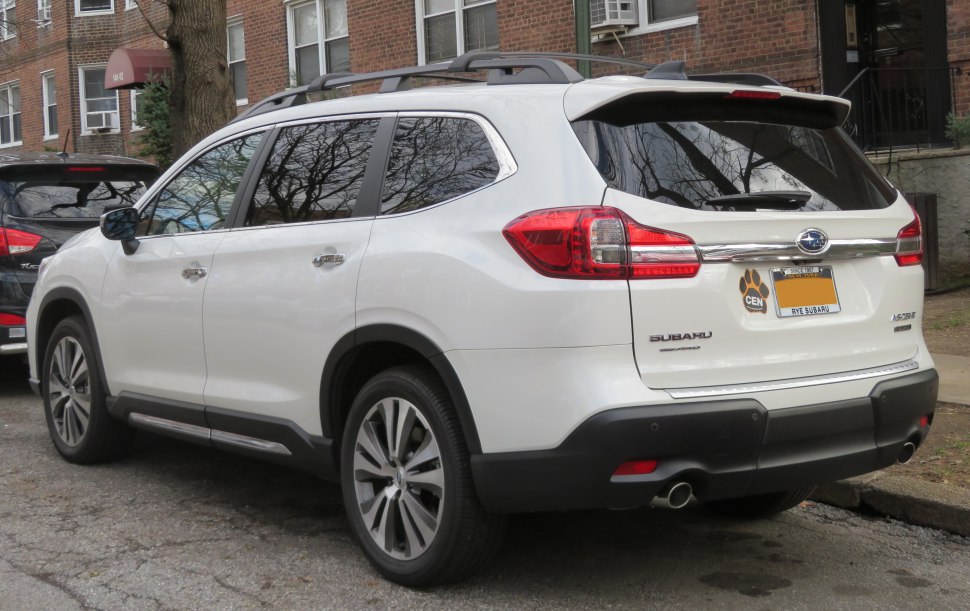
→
(740, 269, 770, 314)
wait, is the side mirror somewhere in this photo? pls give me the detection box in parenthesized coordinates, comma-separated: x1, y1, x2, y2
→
(100, 207, 140, 254)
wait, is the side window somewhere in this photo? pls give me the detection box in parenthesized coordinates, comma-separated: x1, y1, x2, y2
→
(141, 132, 263, 236)
(246, 119, 378, 226)
(381, 116, 500, 215)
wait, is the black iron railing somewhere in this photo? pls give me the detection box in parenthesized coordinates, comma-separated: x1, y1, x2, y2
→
(838, 66, 957, 152)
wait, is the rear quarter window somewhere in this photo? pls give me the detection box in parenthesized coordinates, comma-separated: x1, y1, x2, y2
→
(380, 116, 500, 215)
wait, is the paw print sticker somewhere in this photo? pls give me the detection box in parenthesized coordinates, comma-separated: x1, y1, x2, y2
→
(740, 269, 770, 314)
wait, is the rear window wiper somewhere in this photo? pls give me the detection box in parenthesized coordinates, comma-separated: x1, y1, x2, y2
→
(705, 190, 812, 210)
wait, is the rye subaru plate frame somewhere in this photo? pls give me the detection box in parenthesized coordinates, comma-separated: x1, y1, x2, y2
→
(770, 266, 842, 318)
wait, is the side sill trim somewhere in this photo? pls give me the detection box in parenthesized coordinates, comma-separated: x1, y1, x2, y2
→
(128, 412, 292, 456)
(662, 360, 920, 399)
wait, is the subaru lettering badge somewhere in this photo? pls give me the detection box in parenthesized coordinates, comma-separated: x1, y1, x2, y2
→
(796, 228, 830, 255)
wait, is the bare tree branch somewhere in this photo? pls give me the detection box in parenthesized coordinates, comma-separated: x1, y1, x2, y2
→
(134, 0, 169, 42)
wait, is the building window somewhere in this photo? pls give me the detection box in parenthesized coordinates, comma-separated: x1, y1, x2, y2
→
(286, 0, 349, 86)
(228, 18, 247, 104)
(0, 82, 21, 147)
(125, 0, 136, 9)
(37, 0, 51, 23)
(76, 0, 113, 15)
(80, 66, 119, 133)
(647, 0, 697, 23)
(417, 0, 497, 64)
(1, 0, 16, 40)
(130, 88, 143, 131)
(43, 72, 57, 139)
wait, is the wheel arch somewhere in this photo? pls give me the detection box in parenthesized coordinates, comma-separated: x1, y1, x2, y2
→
(321, 324, 482, 457)
(35, 288, 109, 393)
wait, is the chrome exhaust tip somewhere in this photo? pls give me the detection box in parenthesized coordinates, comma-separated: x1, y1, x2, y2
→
(897, 441, 917, 465)
(651, 481, 693, 510)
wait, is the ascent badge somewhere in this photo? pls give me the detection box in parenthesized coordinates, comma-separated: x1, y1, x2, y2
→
(740, 269, 770, 314)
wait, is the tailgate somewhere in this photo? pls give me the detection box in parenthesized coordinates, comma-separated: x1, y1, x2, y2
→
(569, 83, 925, 392)
(607, 190, 923, 389)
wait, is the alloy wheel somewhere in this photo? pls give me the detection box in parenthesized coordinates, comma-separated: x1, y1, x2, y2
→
(352, 397, 445, 560)
(47, 336, 91, 447)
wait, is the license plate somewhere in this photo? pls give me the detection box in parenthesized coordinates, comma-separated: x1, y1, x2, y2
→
(770, 266, 841, 317)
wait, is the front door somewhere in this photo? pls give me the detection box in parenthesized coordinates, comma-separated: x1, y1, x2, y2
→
(99, 132, 266, 405)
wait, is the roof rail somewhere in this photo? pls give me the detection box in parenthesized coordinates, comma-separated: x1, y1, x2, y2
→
(232, 51, 785, 125)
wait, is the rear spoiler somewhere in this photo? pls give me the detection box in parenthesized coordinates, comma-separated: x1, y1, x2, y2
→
(568, 89, 851, 131)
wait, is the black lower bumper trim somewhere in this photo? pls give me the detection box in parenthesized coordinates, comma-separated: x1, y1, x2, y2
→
(471, 369, 939, 513)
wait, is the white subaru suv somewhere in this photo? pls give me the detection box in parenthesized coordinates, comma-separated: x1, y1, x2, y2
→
(26, 53, 938, 586)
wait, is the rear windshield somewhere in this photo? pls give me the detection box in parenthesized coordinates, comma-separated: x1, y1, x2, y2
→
(0, 170, 154, 219)
(572, 120, 897, 211)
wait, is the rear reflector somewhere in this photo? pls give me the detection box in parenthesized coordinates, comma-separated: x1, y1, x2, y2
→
(503, 207, 700, 280)
(894, 206, 923, 267)
(920, 415, 930, 428)
(726, 90, 782, 101)
(613, 459, 659, 476)
(0, 313, 26, 326)
(0, 228, 42, 257)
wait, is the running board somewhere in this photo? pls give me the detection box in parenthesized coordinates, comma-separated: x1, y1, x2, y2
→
(128, 412, 293, 456)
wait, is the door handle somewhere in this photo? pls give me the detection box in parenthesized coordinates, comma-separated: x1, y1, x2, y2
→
(181, 266, 208, 279)
(312, 253, 346, 267)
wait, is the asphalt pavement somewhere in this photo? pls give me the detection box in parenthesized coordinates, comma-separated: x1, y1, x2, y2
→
(812, 352, 970, 537)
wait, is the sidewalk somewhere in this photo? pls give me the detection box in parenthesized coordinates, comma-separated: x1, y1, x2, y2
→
(811, 353, 970, 537)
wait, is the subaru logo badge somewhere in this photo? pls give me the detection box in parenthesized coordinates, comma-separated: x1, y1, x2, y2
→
(796, 228, 829, 255)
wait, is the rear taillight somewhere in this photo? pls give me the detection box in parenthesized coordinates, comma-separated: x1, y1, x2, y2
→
(0, 228, 42, 257)
(503, 207, 700, 280)
(0, 313, 26, 326)
(894, 207, 923, 267)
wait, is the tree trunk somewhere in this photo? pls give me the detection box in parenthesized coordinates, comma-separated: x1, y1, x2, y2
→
(166, 0, 236, 159)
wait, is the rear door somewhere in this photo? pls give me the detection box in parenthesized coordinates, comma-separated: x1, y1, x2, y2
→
(201, 115, 388, 436)
(570, 88, 924, 390)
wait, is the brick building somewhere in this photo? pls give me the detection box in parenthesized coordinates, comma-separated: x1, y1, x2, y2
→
(0, 1, 964, 157)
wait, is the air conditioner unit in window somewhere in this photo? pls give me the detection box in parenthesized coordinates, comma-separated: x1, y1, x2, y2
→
(590, 0, 639, 31)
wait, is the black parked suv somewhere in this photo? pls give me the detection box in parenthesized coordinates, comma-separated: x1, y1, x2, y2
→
(0, 153, 157, 355)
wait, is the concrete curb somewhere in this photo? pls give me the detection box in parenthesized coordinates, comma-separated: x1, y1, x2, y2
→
(812, 472, 970, 537)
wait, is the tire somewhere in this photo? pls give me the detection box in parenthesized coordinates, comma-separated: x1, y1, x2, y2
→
(340, 366, 506, 587)
(704, 486, 816, 519)
(42, 316, 133, 464)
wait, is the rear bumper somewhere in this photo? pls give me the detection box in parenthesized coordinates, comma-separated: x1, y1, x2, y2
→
(471, 369, 939, 513)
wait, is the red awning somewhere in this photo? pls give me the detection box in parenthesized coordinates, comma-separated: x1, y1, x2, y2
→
(105, 48, 172, 89)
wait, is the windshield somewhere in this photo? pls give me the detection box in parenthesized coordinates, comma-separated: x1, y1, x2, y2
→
(1, 177, 149, 219)
(572, 120, 896, 211)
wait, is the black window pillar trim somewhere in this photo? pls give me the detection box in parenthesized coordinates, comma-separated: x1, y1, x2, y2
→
(226, 126, 281, 229)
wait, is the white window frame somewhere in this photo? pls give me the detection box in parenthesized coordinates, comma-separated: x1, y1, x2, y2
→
(0, 81, 22, 148)
(75, 0, 114, 16)
(285, 0, 349, 87)
(130, 88, 143, 131)
(621, 0, 698, 37)
(1, 0, 17, 41)
(415, 0, 497, 66)
(42, 70, 57, 140)
(36, 0, 52, 25)
(125, 0, 137, 10)
(79, 65, 120, 134)
(227, 16, 247, 105)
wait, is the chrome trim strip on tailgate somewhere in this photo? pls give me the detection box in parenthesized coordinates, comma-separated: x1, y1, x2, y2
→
(699, 238, 897, 262)
(662, 360, 920, 399)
